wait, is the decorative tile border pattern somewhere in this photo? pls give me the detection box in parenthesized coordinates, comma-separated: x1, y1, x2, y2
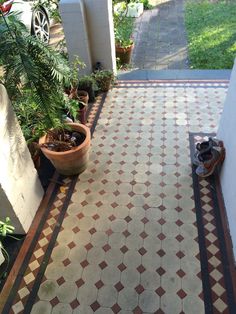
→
(190, 133, 236, 314)
(0, 96, 106, 314)
(2, 81, 235, 314)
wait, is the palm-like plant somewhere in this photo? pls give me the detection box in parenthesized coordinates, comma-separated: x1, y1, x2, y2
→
(0, 10, 71, 134)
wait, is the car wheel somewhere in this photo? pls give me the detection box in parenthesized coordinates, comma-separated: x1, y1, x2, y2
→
(31, 8, 50, 43)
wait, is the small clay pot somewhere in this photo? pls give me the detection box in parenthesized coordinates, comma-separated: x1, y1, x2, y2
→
(116, 43, 134, 65)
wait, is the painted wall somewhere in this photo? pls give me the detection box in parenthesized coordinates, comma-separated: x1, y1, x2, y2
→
(59, 0, 116, 74)
(217, 60, 236, 260)
(0, 85, 44, 234)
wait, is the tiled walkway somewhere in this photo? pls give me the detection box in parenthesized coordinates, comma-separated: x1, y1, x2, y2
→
(132, 0, 189, 69)
(2, 80, 236, 314)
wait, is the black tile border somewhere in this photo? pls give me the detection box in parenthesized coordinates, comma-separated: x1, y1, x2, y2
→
(189, 132, 236, 314)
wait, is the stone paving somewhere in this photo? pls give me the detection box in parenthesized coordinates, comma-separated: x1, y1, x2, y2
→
(2, 79, 230, 314)
(132, 0, 189, 70)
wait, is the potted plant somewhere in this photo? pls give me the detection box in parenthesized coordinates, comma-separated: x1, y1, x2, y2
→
(0, 217, 17, 278)
(93, 70, 115, 93)
(77, 75, 98, 102)
(0, 12, 91, 176)
(114, 9, 135, 65)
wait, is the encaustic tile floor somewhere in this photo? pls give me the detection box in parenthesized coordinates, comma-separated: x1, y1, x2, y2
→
(1, 80, 236, 314)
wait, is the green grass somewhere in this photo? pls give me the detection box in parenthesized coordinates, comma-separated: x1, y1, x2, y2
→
(185, 0, 236, 69)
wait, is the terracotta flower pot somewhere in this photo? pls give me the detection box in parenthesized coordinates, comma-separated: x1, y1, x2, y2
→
(39, 123, 91, 176)
(116, 43, 134, 65)
(78, 105, 87, 125)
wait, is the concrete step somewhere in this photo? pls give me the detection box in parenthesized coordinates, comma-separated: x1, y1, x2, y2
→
(117, 69, 231, 81)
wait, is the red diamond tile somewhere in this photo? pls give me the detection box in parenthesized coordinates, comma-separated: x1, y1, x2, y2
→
(144, 181, 151, 187)
(77, 212, 84, 219)
(76, 278, 85, 288)
(135, 284, 145, 294)
(140, 231, 148, 239)
(85, 243, 93, 251)
(114, 281, 124, 292)
(56, 276, 65, 286)
(156, 267, 166, 276)
(95, 280, 104, 289)
(143, 192, 151, 198)
(133, 306, 143, 314)
(62, 258, 71, 267)
(90, 301, 100, 312)
(115, 180, 122, 185)
(175, 194, 182, 200)
(80, 260, 89, 268)
(96, 201, 103, 207)
(175, 219, 183, 226)
(176, 251, 185, 259)
(143, 204, 150, 210)
(176, 269, 186, 278)
(155, 286, 166, 296)
(120, 245, 129, 254)
(130, 180, 136, 186)
(111, 202, 119, 208)
(177, 289, 187, 299)
(158, 218, 166, 225)
(138, 247, 147, 256)
(99, 189, 106, 195)
(102, 179, 108, 184)
(141, 217, 149, 224)
(157, 233, 166, 240)
(128, 191, 135, 197)
(72, 226, 80, 234)
(175, 206, 183, 212)
(84, 189, 91, 195)
(123, 229, 131, 238)
(102, 244, 111, 252)
(50, 296, 59, 307)
(109, 215, 116, 222)
(176, 234, 184, 242)
(118, 263, 127, 272)
(157, 249, 166, 257)
(111, 303, 121, 313)
(159, 193, 166, 199)
(88, 178, 95, 184)
(92, 214, 100, 220)
(81, 200, 88, 207)
(68, 241, 76, 250)
(127, 203, 134, 209)
(124, 215, 132, 222)
(70, 298, 80, 309)
(89, 227, 96, 235)
(137, 265, 146, 274)
(155, 310, 165, 314)
(159, 205, 166, 211)
(106, 228, 113, 236)
(113, 190, 120, 196)
(99, 261, 108, 270)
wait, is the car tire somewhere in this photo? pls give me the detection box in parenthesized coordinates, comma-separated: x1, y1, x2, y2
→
(31, 8, 50, 43)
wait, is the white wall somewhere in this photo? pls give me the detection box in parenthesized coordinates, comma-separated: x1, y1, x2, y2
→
(0, 85, 44, 234)
(59, 0, 116, 74)
(217, 60, 236, 260)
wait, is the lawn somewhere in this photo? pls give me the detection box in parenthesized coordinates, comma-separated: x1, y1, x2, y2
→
(185, 0, 236, 69)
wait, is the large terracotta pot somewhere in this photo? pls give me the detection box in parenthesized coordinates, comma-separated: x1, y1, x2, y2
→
(39, 123, 91, 176)
(116, 43, 134, 65)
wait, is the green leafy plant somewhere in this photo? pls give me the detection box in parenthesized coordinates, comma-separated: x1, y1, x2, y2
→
(0, 217, 18, 279)
(114, 16, 134, 48)
(93, 70, 115, 92)
(0, 11, 73, 145)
